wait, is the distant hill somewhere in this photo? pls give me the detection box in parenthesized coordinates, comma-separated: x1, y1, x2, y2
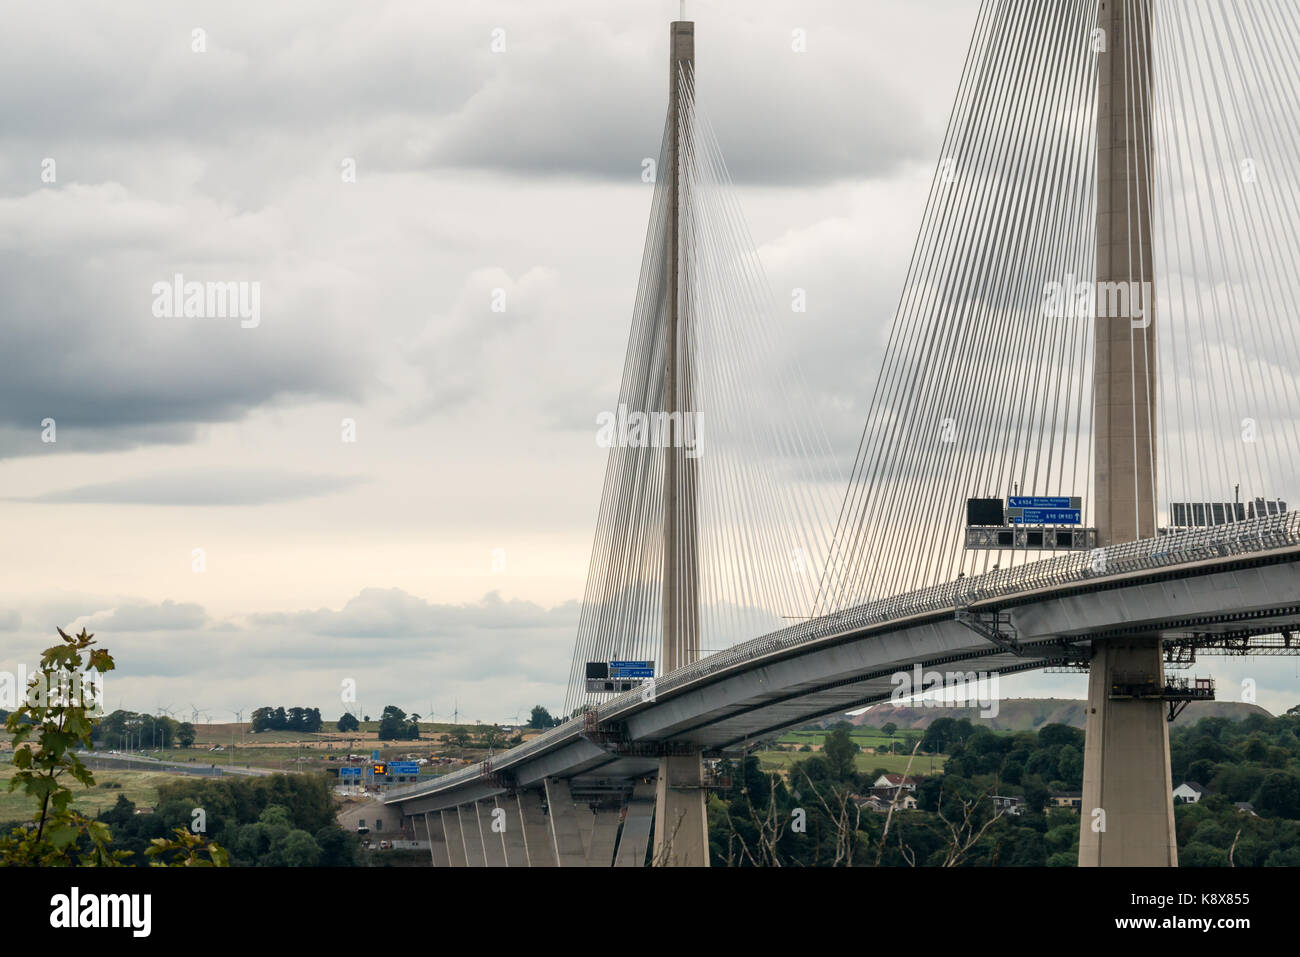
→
(830, 697, 1272, 732)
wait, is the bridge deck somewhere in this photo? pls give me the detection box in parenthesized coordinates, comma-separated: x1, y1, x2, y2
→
(387, 514, 1300, 813)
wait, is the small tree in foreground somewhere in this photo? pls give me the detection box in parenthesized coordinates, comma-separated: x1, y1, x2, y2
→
(0, 627, 226, 867)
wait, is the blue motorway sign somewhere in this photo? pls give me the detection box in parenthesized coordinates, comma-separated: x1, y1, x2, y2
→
(1008, 496, 1073, 509)
(339, 767, 362, 778)
(1010, 508, 1081, 525)
(610, 660, 655, 678)
(388, 761, 420, 775)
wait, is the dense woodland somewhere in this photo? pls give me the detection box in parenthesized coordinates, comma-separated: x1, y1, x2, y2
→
(708, 709, 1300, 866)
(95, 775, 356, 867)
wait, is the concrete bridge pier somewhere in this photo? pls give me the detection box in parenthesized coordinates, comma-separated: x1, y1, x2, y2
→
(517, 789, 554, 866)
(498, 796, 527, 866)
(459, 805, 486, 866)
(614, 781, 655, 866)
(424, 811, 451, 866)
(653, 753, 710, 866)
(1078, 635, 1178, 866)
(442, 809, 468, 866)
(544, 778, 588, 866)
(479, 800, 507, 866)
(586, 805, 621, 866)
(576, 804, 595, 857)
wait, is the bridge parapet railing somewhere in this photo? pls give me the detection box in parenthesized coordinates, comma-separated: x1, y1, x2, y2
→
(387, 511, 1300, 799)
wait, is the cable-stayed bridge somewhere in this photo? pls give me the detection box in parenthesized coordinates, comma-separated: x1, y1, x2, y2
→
(388, 1, 1300, 867)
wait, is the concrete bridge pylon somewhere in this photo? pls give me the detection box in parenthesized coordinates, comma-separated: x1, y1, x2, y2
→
(1081, 0, 1177, 867)
(654, 17, 710, 868)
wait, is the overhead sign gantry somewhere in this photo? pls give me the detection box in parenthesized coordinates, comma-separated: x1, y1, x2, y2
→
(964, 495, 1097, 552)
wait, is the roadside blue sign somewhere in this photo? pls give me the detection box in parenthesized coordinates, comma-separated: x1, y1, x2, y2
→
(1008, 496, 1073, 509)
(1010, 508, 1081, 525)
(388, 761, 420, 774)
(339, 767, 361, 778)
(610, 660, 655, 678)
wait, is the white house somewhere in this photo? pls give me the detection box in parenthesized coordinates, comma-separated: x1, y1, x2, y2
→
(991, 795, 1024, 816)
(1173, 781, 1207, 804)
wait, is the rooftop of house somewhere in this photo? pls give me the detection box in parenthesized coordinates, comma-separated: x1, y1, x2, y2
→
(876, 774, 919, 786)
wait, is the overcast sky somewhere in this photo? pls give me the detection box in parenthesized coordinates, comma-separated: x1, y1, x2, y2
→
(0, 0, 1292, 725)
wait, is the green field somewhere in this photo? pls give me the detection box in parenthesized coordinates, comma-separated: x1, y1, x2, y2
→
(1, 725, 489, 776)
(188, 720, 488, 746)
(777, 728, 924, 750)
(755, 749, 945, 776)
(0, 765, 173, 823)
(96, 744, 480, 776)
(147, 748, 324, 771)
(85, 718, 512, 773)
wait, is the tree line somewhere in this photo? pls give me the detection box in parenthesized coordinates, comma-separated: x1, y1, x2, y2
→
(93, 709, 197, 749)
(251, 706, 323, 733)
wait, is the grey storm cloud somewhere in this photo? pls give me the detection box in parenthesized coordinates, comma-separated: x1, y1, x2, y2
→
(424, 16, 931, 185)
(0, 187, 373, 460)
(0, 4, 484, 147)
(0, 1, 958, 465)
(14, 470, 366, 506)
(0, 4, 939, 191)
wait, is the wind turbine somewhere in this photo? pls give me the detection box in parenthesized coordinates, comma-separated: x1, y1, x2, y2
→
(227, 709, 245, 761)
